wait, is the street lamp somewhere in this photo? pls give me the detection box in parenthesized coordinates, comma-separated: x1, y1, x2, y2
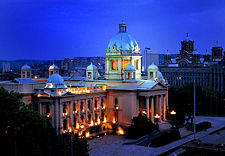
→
(170, 110, 176, 129)
(154, 113, 160, 130)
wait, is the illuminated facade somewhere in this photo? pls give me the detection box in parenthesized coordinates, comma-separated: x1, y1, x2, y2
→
(105, 23, 142, 80)
(0, 23, 169, 137)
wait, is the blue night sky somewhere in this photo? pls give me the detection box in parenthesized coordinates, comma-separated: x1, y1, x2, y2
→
(0, 0, 225, 60)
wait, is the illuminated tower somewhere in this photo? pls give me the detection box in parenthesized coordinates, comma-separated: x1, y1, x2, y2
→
(105, 23, 142, 80)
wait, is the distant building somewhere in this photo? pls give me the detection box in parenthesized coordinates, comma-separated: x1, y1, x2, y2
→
(2, 62, 10, 72)
(160, 34, 225, 93)
(61, 57, 105, 77)
(142, 48, 159, 72)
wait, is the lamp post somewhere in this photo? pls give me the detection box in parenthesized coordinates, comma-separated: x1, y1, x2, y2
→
(170, 110, 176, 129)
(154, 113, 160, 130)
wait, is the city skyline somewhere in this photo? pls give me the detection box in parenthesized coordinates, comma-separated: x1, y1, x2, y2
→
(0, 0, 225, 60)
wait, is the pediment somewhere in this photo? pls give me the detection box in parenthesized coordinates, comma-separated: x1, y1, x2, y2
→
(151, 82, 167, 90)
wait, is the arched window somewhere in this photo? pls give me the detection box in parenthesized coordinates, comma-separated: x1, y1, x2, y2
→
(88, 114, 91, 124)
(95, 98, 98, 109)
(63, 119, 67, 130)
(74, 116, 77, 128)
(88, 100, 91, 110)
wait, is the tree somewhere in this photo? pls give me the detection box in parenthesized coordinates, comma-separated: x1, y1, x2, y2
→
(126, 113, 156, 139)
(0, 87, 89, 156)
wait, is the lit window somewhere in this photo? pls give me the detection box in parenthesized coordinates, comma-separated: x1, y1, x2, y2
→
(122, 60, 129, 69)
(111, 60, 118, 70)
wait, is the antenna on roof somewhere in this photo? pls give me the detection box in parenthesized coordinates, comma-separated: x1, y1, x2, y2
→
(186, 32, 189, 37)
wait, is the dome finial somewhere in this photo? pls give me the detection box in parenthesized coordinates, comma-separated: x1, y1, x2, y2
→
(119, 22, 126, 33)
(186, 32, 189, 37)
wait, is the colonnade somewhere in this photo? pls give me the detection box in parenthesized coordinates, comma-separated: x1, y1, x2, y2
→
(39, 95, 106, 134)
(144, 94, 167, 123)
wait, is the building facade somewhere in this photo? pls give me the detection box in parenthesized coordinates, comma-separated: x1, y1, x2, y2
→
(160, 34, 225, 93)
(1, 23, 169, 137)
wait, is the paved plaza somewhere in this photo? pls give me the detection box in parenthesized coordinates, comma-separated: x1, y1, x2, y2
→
(88, 116, 225, 156)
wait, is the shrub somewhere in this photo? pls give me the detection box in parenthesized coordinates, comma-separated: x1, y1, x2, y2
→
(126, 113, 156, 139)
(196, 121, 211, 132)
(150, 129, 181, 147)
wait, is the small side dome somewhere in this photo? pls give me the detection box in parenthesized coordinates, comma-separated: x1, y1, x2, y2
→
(86, 63, 97, 70)
(46, 73, 64, 84)
(124, 63, 135, 71)
(148, 63, 158, 70)
(21, 64, 31, 70)
(49, 64, 59, 70)
(158, 71, 164, 81)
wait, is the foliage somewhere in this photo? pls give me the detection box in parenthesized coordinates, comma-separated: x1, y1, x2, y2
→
(0, 87, 89, 156)
(126, 113, 156, 139)
(150, 129, 181, 147)
(60, 133, 89, 156)
(196, 121, 211, 132)
(168, 83, 225, 125)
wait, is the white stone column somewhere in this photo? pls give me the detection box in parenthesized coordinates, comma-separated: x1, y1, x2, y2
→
(159, 95, 163, 121)
(92, 97, 95, 120)
(151, 97, 154, 123)
(146, 96, 150, 118)
(99, 97, 102, 120)
(59, 102, 63, 134)
(78, 99, 81, 123)
(163, 95, 166, 120)
(85, 98, 88, 122)
(70, 101, 73, 128)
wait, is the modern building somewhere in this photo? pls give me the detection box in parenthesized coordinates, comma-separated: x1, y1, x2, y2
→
(61, 57, 105, 77)
(142, 48, 160, 72)
(2, 62, 10, 72)
(0, 23, 169, 136)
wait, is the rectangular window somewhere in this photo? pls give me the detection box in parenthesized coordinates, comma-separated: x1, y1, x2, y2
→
(111, 60, 118, 70)
(122, 59, 129, 69)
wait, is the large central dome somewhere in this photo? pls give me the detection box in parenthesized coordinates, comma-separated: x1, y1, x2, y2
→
(107, 23, 139, 52)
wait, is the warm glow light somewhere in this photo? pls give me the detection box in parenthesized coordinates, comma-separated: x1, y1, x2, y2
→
(113, 118, 116, 124)
(47, 114, 50, 117)
(142, 111, 146, 114)
(85, 131, 90, 138)
(69, 128, 72, 132)
(90, 120, 94, 126)
(170, 110, 176, 115)
(76, 123, 79, 129)
(117, 126, 124, 135)
(37, 94, 50, 97)
(97, 118, 100, 124)
(103, 117, 107, 123)
(63, 112, 68, 116)
(80, 125, 84, 129)
(58, 91, 62, 95)
(116, 106, 119, 110)
(34, 76, 38, 79)
(154, 113, 160, 119)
